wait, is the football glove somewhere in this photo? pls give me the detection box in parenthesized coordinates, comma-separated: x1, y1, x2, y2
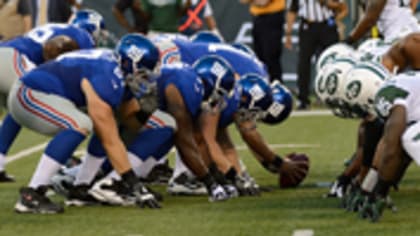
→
(132, 182, 161, 209)
(208, 183, 229, 202)
(234, 174, 260, 196)
(359, 194, 387, 222)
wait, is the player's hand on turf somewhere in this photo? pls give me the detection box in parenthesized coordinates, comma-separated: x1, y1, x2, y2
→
(132, 182, 161, 209)
(234, 175, 260, 196)
(359, 194, 386, 222)
(208, 183, 229, 202)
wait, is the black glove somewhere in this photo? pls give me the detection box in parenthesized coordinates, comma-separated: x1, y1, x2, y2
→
(132, 182, 161, 209)
(233, 175, 260, 196)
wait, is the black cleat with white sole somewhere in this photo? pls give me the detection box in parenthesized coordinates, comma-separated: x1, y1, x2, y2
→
(15, 187, 64, 214)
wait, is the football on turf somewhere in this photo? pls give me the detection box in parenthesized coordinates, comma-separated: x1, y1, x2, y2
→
(279, 153, 310, 188)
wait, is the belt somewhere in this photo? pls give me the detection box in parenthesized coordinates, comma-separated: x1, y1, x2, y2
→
(300, 18, 328, 25)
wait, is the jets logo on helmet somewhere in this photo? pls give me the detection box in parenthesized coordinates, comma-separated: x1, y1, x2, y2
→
(345, 81, 362, 100)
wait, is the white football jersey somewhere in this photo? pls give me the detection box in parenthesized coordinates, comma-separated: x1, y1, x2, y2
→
(375, 71, 420, 122)
(358, 39, 392, 64)
(377, 1, 420, 42)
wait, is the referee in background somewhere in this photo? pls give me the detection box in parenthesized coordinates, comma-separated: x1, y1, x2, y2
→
(285, 0, 347, 110)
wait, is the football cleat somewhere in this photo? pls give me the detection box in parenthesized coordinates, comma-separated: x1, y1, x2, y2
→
(167, 173, 207, 196)
(0, 171, 15, 182)
(89, 178, 136, 206)
(15, 187, 64, 214)
(65, 184, 100, 207)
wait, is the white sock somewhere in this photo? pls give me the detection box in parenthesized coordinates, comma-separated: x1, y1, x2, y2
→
(29, 154, 62, 189)
(173, 150, 194, 179)
(0, 153, 5, 172)
(105, 152, 145, 180)
(128, 152, 144, 176)
(106, 170, 121, 180)
(137, 157, 158, 178)
(74, 153, 105, 186)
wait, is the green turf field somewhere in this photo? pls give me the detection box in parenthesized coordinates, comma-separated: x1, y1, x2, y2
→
(1, 113, 420, 236)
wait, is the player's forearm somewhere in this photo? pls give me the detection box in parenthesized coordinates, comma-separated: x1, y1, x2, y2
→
(22, 15, 32, 33)
(285, 11, 297, 36)
(349, 0, 386, 42)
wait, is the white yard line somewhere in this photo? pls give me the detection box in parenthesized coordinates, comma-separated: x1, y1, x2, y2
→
(292, 229, 314, 236)
(291, 110, 332, 117)
(5, 142, 48, 164)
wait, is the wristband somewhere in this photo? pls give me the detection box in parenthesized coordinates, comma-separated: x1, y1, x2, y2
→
(273, 155, 284, 168)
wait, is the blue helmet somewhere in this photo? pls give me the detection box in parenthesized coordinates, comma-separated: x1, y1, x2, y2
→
(231, 42, 256, 57)
(193, 55, 236, 109)
(190, 31, 224, 43)
(237, 74, 273, 121)
(115, 33, 159, 76)
(70, 9, 105, 40)
(261, 81, 293, 125)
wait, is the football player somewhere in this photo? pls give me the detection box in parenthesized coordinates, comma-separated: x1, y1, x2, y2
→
(345, 0, 420, 44)
(11, 34, 161, 214)
(0, 10, 104, 182)
(67, 54, 237, 205)
(351, 72, 420, 222)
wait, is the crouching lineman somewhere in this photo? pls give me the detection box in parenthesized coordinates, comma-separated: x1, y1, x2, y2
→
(64, 50, 238, 204)
(348, 72, 420, 222)
(11, 34, 164, 214)
(0, 9, 104, 182)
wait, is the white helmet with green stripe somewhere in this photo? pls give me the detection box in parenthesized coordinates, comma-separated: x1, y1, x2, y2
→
(343, 61, 391, 118)
(316, 43, 358, 73)
(315, 56, 358, 117)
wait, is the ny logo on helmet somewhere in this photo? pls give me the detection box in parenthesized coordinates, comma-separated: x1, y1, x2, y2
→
(249, 84, 265, 101)
(127, 45, 146, 63)
(210, 62, 227, 79)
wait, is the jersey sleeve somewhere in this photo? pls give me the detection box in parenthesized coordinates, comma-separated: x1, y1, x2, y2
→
(374, 84, 410, 118)
(90, 73, 125, 109)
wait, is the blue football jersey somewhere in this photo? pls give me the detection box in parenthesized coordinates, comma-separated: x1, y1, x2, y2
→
(156, 63, 204, 120)
(218, 85, 241, 128)
(173, 40, 268, 77)
(20, 49, 125, 109)
(0, 23, 95, 65)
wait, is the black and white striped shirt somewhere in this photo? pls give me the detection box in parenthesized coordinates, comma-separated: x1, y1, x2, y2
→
(288, 0, 339, 22)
